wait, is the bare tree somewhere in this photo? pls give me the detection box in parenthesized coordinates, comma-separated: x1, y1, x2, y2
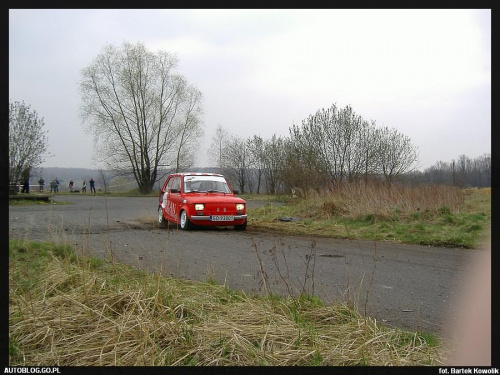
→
(173, 86, 204, 172)
(225, 135, 251, 193)
(360, 120, 380, 183)
(79, 42, 203, 194)
(9, 100, 50, 189)
(451, 154, 490, 188)
(262, 134, 285, 194)
(374, 126, 419, 184)
(208, 124, 231, 173)
(207, 125, 252, 191)
(282, 103, 420, 191)
(246, 135, 265, 194)
(405, 153, 490, 188)
(474, 154, 491, 187)
(97, 168, 109, 193)
(296, 104, 377, 187)
(283, 130, 324, 194)
(421, 160, 454, 185)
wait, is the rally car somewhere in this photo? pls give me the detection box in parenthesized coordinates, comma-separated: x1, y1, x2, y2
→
(158, 172, 247, 230)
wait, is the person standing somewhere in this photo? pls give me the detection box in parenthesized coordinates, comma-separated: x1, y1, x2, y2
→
(38, 177, 45, 193)
(50, 179, 55, 193)
(82, 180, 87, 193)
(89, 178, 96, 194)
(54, 178, 59, 193)
(69, 179, 74, 192)
(20, 166, 30, 193)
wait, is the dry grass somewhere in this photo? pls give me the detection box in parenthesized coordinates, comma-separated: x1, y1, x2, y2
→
(9, 240, 446, 366)
(315, 181, 465, 221)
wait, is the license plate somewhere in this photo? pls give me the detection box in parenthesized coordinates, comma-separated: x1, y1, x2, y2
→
(210, 215, 234, 222)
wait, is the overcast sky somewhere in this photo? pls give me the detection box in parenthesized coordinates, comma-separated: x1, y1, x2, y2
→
(9, 9, 491, 172)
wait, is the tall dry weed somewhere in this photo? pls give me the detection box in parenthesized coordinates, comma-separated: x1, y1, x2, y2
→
(320, 181, 464, 220)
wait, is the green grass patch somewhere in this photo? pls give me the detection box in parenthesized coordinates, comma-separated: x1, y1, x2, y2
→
(247, 186, 490, 248)
(8, 198, 69, 206)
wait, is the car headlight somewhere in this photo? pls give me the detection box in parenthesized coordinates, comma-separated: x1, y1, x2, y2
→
(236, 203, 245, 211)
(195, 204, 204, 211)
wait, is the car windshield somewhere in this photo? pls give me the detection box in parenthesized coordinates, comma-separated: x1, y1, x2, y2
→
(183, 175, 231, 193)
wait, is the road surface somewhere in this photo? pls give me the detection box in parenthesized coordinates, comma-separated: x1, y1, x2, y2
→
(9, 194, 486, 340)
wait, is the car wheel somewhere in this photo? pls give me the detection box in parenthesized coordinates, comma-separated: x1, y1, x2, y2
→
(179, 210, 193, 230)
(158, 206, 168, 228)
(234, 219, 247, 231)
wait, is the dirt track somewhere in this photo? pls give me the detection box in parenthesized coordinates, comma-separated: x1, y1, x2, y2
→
(9, 194, 487, 340)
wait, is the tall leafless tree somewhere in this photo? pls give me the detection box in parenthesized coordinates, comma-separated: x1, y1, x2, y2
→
(173, 86, 204, 172)
(207, 125, 251, 192)
(286, 125, 325, 193)
(208, 124, 231, 174)
(224, 135, 251, 193)
(79, 42, 203, 194)
(262, 134, 286, 194)
(9, 100, 50, 188)
(246, 135, 265, 194)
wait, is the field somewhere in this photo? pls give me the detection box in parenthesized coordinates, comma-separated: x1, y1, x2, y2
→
(9, 239, 445, 366)
(9, 184, 490, 366)
(243, 185, 491, 249)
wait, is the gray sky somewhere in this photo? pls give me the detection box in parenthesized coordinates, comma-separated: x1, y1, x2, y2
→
(9, 9, 491, 171)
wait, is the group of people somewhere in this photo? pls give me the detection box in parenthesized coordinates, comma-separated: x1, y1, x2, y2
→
(49, 178, 59, 193)
(80, 178, 96, 193)
(19, 173, 97, 194)
(67, 178, 96, 193)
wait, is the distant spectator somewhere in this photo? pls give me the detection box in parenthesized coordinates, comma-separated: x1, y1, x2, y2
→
(50, 179, 55, 193)
(38, 177, 45, 193)
(69, 179, 74, 192)
(20, 166, 30, 193)
(89, 178, 96, 194)
(21, 177, 30, 193)
(82, 180, 87, 193)
(54, 178, 59, 193)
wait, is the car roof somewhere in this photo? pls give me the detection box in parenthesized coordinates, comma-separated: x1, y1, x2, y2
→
(169, 172, 224, 177)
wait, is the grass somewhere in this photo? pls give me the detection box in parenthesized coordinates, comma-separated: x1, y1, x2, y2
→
(238, 193, 293, 203)
(8, 198, 68, 206)
(9, 239, 446, 366)
(246, 185, 490, 248)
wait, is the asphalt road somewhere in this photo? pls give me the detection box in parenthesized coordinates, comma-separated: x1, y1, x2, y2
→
(9, 194, 486, 340)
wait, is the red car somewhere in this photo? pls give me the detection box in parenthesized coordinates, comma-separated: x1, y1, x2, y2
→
(158, 172, 247, 230)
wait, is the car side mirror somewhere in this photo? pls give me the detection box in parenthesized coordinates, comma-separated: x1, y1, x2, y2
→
(170, 188, 179, 194)
(233, 189, 240, 194)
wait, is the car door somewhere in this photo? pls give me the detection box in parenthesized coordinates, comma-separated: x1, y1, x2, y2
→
(165, 176, 181, 222)
(161, 177, 174, 221)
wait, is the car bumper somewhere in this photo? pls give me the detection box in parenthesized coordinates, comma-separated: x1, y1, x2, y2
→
(190, 214, 247, 221)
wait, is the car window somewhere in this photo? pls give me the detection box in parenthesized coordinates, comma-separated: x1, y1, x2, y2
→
(171, 177, 181, 191)
(165, 177, 175, 192)
(183, 176, 231, 193)
(165, 178, 174, 191)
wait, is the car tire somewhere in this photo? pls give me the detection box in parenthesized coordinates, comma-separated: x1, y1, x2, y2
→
(234, 219, 247, 231)
(179, 210, 193, 230)
(158, 206, 168, 229)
